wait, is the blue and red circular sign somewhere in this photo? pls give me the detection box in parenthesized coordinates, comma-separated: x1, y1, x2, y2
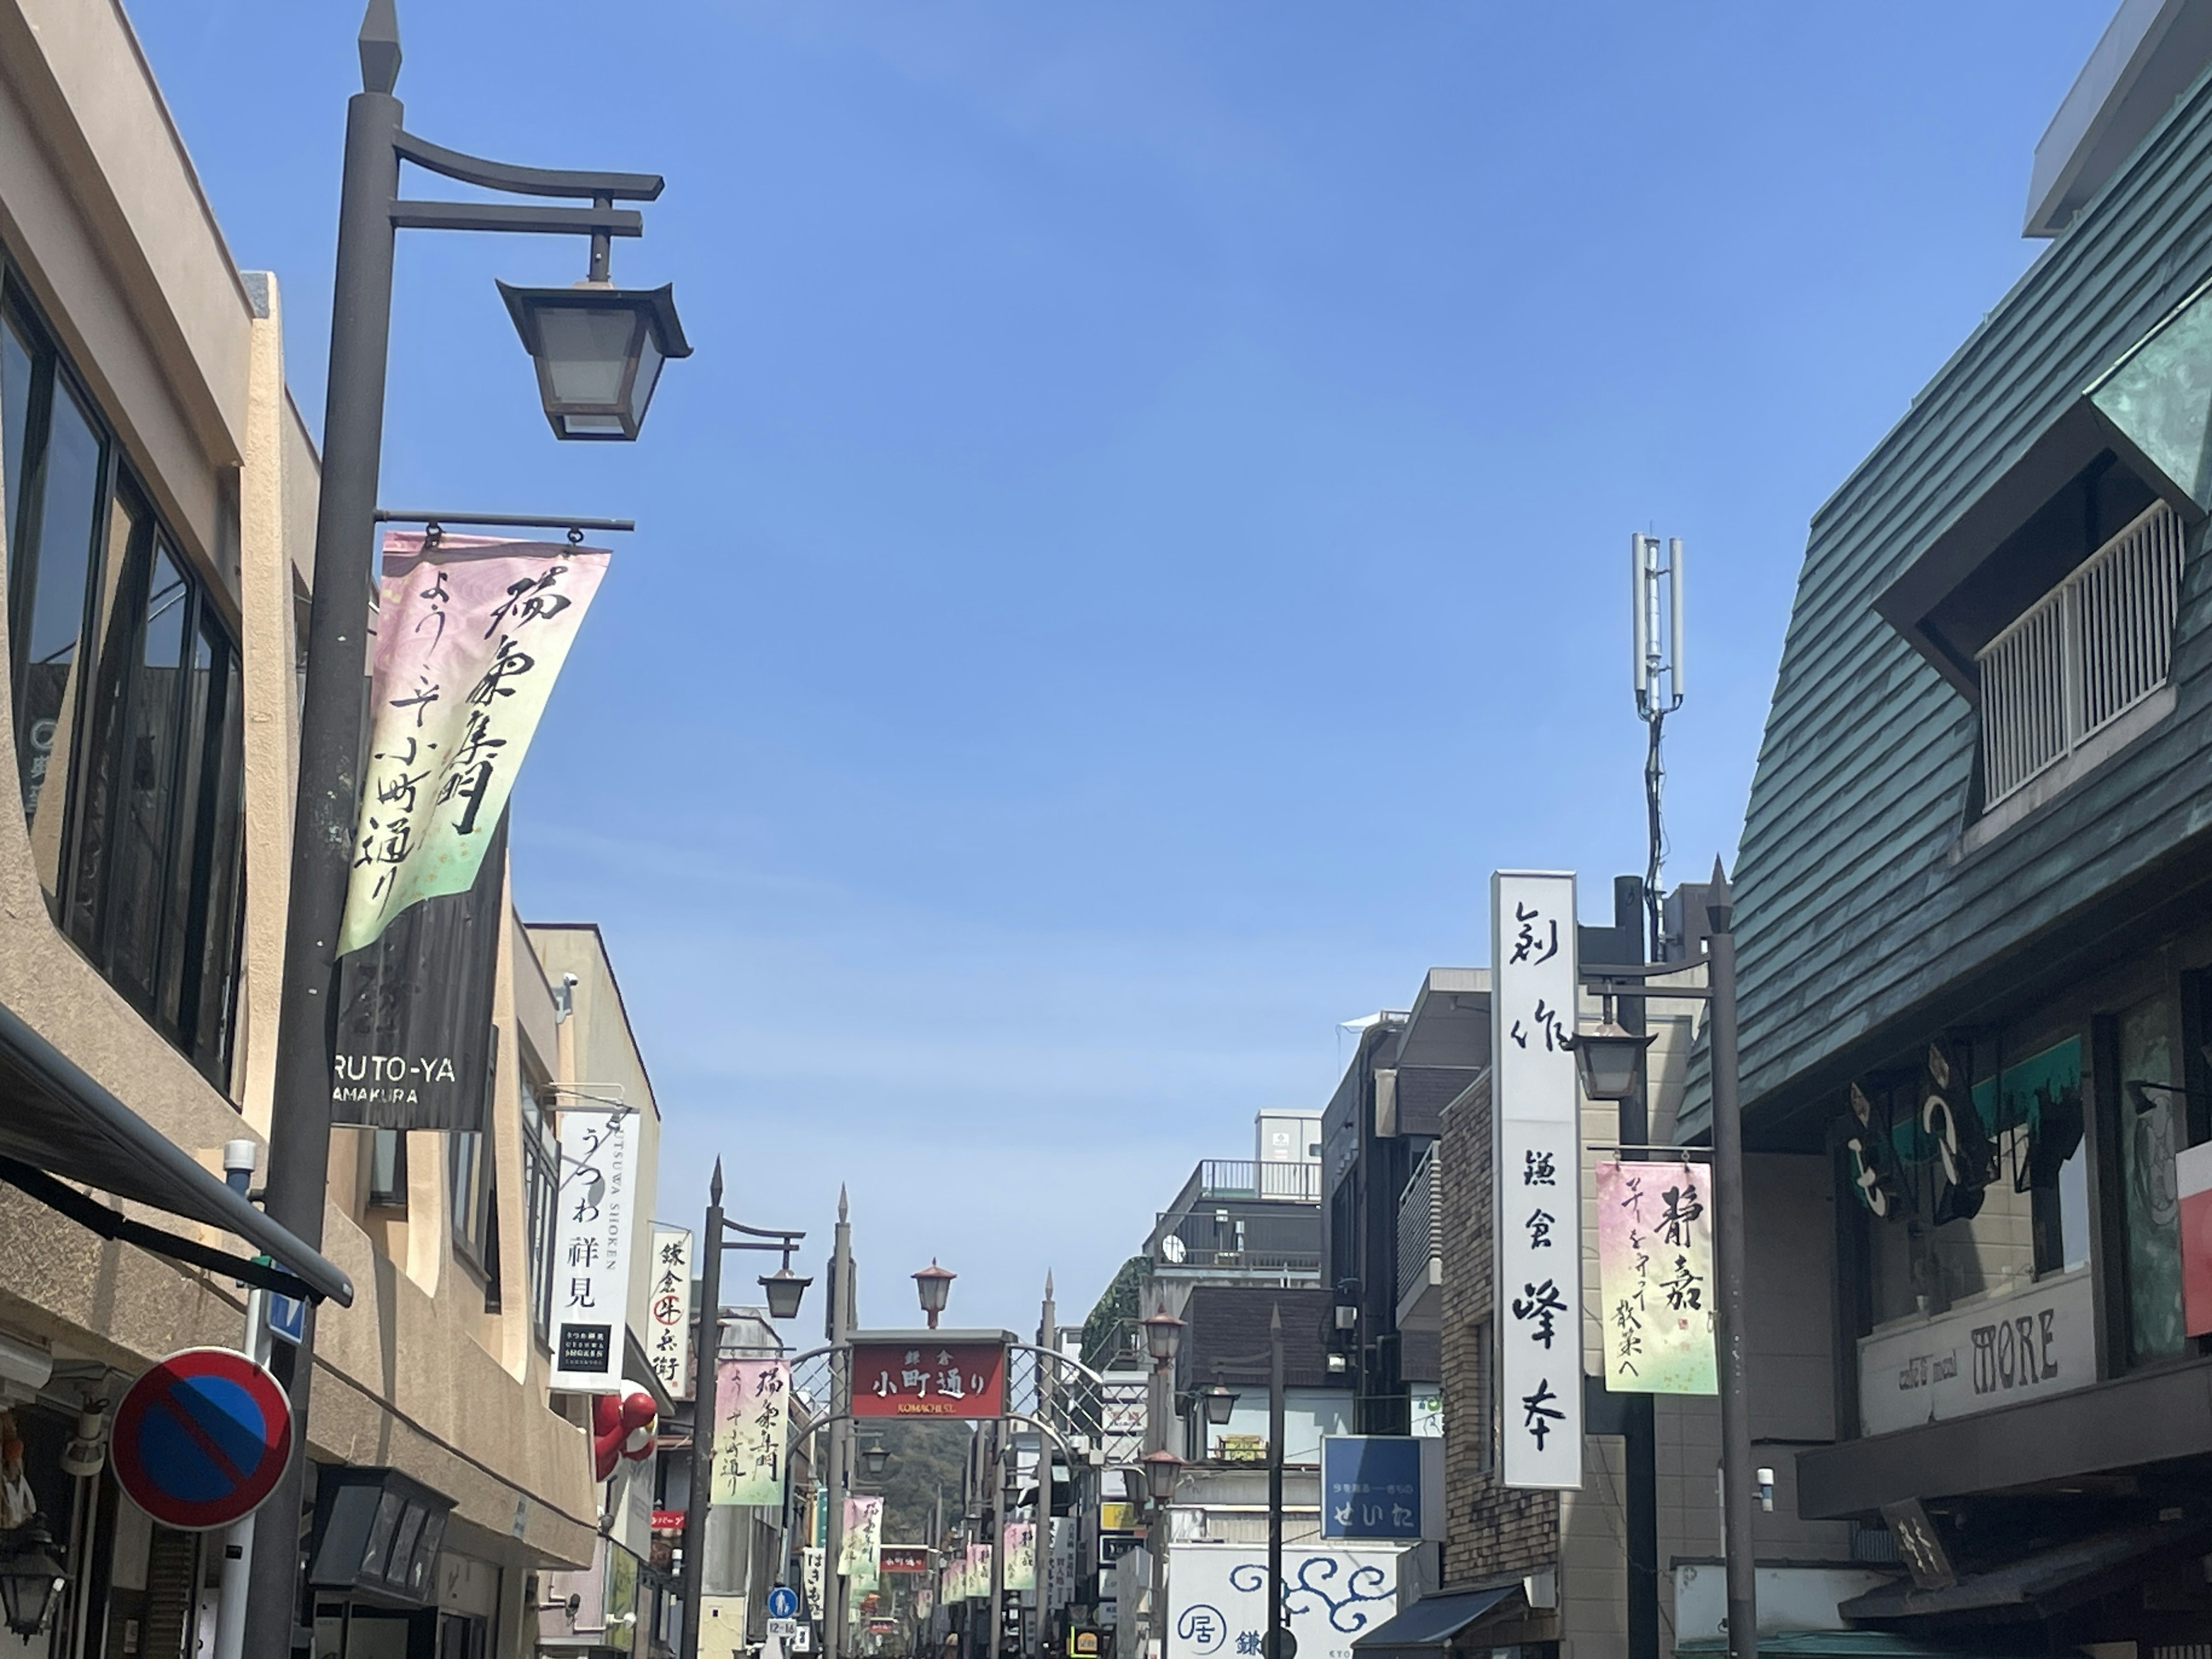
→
(112, 1348, 293, 1531)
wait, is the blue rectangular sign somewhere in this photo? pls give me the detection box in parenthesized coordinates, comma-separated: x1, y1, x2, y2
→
(1321, 1435, 1423, 1540)
(267, 1294, 306, 1347)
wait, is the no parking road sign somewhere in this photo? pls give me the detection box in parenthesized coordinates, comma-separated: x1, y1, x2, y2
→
(112, 1348, 294, 1531)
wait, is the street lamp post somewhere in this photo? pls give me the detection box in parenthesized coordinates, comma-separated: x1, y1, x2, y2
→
(1139, 1308, 1183, 1659)
(1203, 1308, 1286, 1659)
(246, 7, 687, 1652)
(1571, 861, 1753, 1659)
(680, 1160, 809, 1659)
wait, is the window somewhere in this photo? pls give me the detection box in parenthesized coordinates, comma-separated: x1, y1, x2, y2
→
(521, 1069, 560, 1344)
(2108, 996, 2187, 1364)
(449, 1128, 497, 1292)
(366, 1128, 408, 1209)
(0, 271, 245, 1086)
(1978, 501, 2186, 805)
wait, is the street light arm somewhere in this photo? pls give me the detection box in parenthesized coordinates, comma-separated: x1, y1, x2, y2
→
(393, 127, 664, 201)
(389, 201, 643, 238)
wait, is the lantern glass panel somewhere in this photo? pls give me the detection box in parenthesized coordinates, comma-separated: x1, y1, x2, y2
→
(536, 304, 638, 407)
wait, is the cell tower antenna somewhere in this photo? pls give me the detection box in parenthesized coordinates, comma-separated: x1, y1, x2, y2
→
(1631, 533, 1687, 957)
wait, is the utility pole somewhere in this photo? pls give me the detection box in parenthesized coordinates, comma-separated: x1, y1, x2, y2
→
(1265, 1307, 1284, 1659)
(827, 1188, 854, 1659)
(1037, 1274, 1058, 1659)
(1706, 863, 1758, 1659)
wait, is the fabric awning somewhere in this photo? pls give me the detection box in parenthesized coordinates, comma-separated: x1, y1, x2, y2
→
(1349, 1588, 1515, 1657)
(1677, 1633, 2041, 1659)
(1839, 1520, 2212, 1625)
(0, 998, 353, 1305)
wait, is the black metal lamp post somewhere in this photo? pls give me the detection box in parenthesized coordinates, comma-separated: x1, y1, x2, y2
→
(1578, 861, 1753, 1659)
(247, 6, 690, 1652)
(681, 1158, 809, 1659)
(0, 1521, 64, 1640)
(1207, 1308, 1287, 1659)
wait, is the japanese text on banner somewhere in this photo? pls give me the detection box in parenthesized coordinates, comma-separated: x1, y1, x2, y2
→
(647, 1226, 694, 1400)
(840, 1496, 883, 1590)
(1596, 1161, 1717, 1395)
(711, 1358, 789, 1506)
(339, 533, 609, 954)
(1493, 870, 1584, 1489)
(550, 1107, 638, 1392)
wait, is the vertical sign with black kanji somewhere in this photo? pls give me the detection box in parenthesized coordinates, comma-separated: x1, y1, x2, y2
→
(1493, 870, 1584, 1488)
(550, 1107, 639, 1391)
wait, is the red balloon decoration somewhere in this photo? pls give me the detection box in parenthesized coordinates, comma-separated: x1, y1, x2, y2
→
(592, 1390, 658, 1482)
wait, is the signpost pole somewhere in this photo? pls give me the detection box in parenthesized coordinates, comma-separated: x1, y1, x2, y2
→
(1266, 1308, 1285, 1659)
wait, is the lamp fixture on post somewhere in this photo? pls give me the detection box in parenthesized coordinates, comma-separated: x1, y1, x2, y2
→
(862, 1440, 892, 1482)
(1200, 1384, 1238, 1427)
(498, 279, 690, 441)
(1140, 1449, 1183, 1505)
(760, 1264, 813, 1324)
(914, 1260, 956, 1328)
(1570, 1016, 1657, 1103)
(0, 1520, 64, 1639)
(1141, 1309, 1184, 1367)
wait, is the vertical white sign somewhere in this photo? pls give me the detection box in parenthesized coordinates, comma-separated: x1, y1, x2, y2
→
(647, 1225, 694, 1399)
(551, 1107, 641, 1391)
(1492, 870, 1583, 1488)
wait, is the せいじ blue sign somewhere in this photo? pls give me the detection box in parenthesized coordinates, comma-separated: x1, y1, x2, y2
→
(1320, 1436, 1422, 1540)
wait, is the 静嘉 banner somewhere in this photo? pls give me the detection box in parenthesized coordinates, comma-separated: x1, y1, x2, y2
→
(339, 532, 609, 956)
(712, 1358, 789, 1506)
(1596, 1160, 1717, 1395)
(1003, 1522, 1036, 1592)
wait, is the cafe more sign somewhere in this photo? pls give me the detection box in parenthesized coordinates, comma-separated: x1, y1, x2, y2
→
(1857, 1268, 2095, 1437)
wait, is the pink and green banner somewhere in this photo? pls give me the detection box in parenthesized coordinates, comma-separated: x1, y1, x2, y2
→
(1002, 1521, 1036, 1592)
(1595, 1160, 1717, 1395)
(711, 1358, 789, 1506)
(340, 532, 609, 953)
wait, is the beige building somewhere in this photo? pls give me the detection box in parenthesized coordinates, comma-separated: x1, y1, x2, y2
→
(0, 3, 671, 1657)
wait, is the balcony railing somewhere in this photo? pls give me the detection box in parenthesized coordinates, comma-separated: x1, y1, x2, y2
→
(1396, 1145, 1440, 1305)
(1197, 1159, 1322, 1203)
(1153, 1205, 1321, 1275)
(1978, 500, 2186, 805)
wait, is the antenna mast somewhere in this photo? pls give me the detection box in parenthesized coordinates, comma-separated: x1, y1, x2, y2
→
(1631, 533, 1686, 958)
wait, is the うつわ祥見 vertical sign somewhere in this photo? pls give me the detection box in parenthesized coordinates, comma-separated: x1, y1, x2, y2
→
(550, 1106, 640, 1392)
(1493, 871, 1583, 1488)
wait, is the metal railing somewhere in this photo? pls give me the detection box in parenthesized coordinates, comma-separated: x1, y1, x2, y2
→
(1978, 500, 2187, 804)
(1396, 1143, 1441, 1303)
(1152, 1206, 1321, 1274)
(1197, 1158, 1322, 1203)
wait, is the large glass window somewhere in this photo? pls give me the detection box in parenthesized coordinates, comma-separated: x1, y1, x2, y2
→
(0, 271, 246, 1089)
(521, 1069, 559, 1345)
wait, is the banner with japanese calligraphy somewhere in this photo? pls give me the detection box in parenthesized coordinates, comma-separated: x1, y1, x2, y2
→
(849, 1341, 1007, 1418)
(339, 532, 610, 956)
(1492, 870, 1584, 1489)
(646, 1225, 694, 1399)
(548, 1107, 640, 1391)
(802, 1547, 825, 1619)
(964, 1543, 991, 1600)
(711, 1358, 790, 1505)
(1596, 1161, 1717, 1395)
(839, 1496, 882, 1589)
(329, 810, 506, 1131)
(1003, 1522, 1036, 1592)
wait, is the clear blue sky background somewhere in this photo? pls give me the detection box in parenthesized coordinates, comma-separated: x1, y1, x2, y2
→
(135, 2, 2108, 1335)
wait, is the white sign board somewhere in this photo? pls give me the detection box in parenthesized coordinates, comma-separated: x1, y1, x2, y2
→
(1165, 1545, 1400, 1659)
(1492, 870, 1584, 1488)
(1857, 1268, 2094, 1437)
(647, 1225, 694, 1399)
(550, 1108, 641, 1392)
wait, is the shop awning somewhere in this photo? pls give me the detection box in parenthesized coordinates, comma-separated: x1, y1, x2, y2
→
(1349, 1588, 1515, 1658)
(0, 997, 353, 1305)
(1839, 1520, 2212, 1625)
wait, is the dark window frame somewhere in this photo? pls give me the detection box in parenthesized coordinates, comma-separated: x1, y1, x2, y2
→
(0, 260, 247, 1091)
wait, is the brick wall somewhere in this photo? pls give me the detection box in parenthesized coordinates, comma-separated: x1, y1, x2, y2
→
(1437, 1074, 1558, 1586)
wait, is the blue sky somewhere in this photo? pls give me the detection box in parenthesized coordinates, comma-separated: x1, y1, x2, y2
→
(135, 2, 2109, 1334)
